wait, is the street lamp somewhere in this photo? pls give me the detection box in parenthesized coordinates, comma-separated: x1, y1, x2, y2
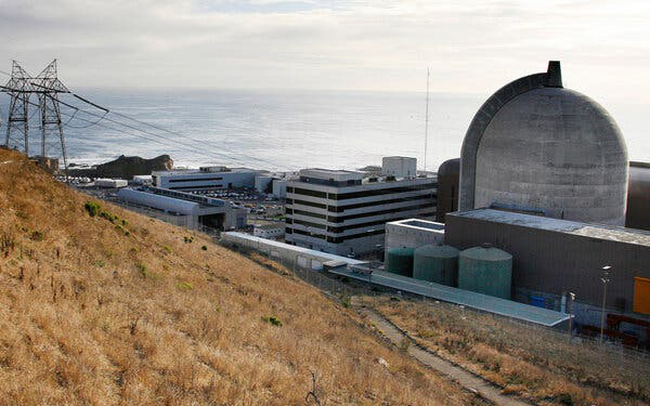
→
(599, 265, 611, 344)
(567, 292, 576, 342)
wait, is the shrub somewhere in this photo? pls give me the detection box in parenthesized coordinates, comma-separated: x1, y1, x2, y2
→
(183, 236, 194, 243)
(136, 262, 158, 280)
(84, 201, 102, 217)
(115, 224, 130, 236)
(99, 210, 118, 223)
(557, 393, 574, 406)
(176, 281, 194, 291)
(30, 230, 44, 241)
(341, 296, 351, 308)
(201, 245, 208, 251)
(261, 315, 283, 327)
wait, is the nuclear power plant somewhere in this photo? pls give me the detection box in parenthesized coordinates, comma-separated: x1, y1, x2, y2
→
(223, 61, 650, 347)
(459, 61, 629, 225)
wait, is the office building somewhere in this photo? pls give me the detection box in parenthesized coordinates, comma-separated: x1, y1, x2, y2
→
(284, 159, 436, 256)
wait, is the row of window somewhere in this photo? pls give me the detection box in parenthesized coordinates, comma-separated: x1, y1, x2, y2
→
(288, 183, 435, 201)
(286, 227, 386, 243)
(287, 193, 435, 214)
(286, 202, 434, 224)
(168, 184, 224, 190)
(287, 209, 436, 235)
(167, 176, 224, 183)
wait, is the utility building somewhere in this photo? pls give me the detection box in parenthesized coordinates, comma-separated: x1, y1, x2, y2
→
(285, 158, 436, 256)
(445, 209, 650, 320)
(117, 187, 247, 231)
(152, 166, 261, 191)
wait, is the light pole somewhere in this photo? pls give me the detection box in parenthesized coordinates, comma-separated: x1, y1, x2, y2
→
(599, 265, 611, 344)
(567, 292, 575, 342)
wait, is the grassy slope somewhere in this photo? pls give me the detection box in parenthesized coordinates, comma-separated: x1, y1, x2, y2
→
(372, 297, 650, 406)
(0, 149, 483, 405)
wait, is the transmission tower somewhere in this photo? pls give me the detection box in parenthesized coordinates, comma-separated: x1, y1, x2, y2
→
(1, 59, 70, 171)
(3, 61, 32, 155)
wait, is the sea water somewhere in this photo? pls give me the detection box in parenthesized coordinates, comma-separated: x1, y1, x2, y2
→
(1, 88, 647, 171)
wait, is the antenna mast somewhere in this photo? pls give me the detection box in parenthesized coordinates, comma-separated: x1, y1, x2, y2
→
(423, 67, 430, 172)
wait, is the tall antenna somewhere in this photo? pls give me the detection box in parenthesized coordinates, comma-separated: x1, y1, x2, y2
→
(423, 67, 430, 172)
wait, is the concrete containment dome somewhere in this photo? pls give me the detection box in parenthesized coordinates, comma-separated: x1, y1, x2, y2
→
(459, 61, 629, 225)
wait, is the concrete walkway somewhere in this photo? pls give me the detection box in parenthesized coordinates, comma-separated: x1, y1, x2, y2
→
(357, 306, 534, 406)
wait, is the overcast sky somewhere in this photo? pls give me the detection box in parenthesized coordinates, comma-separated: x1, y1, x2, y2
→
(1, 0, 649, 104)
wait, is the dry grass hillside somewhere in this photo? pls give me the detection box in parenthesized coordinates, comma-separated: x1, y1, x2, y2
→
(372, 296, 650, 406)
(0, 148, 481, 405)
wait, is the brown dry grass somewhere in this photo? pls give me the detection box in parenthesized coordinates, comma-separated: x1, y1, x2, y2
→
(372, 296, 650, 406)
(0, 149, 485, 405)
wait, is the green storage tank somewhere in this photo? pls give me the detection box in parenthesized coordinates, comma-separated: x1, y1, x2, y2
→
(458, 244, 513, 299)
(413, 244, 459, 286)
(386, 247, 415, 277)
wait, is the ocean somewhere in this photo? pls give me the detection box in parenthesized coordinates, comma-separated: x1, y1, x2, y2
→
(1, 88, 648, 171)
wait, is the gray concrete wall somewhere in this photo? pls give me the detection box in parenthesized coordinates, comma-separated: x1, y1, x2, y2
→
(384, 222, 445, 253)
(445, 213, 650, 314)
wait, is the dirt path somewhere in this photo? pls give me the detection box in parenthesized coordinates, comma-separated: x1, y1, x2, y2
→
(357, 305, 534, 406)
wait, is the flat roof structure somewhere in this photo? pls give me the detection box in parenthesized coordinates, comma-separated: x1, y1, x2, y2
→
(153, 167, 258, 176)
(389, 218, 444, 231)
(299, 168, 365, 182)
(328, 267, 571, 327)
(452, 209, 650, 246)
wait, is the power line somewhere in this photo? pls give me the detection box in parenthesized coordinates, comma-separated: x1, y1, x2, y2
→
(2, 64, 293, 171)
(9, 92, 250, 165)
(51, 95, 250, 165)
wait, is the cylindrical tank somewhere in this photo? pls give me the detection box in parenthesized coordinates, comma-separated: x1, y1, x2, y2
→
(386, 247, 414, 277)
(413, 244, 459, 286)
(458, 244, 513, 299)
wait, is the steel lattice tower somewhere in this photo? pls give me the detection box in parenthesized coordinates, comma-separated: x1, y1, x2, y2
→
(2, 59, 70, 170)
(3, 61, 32, 155)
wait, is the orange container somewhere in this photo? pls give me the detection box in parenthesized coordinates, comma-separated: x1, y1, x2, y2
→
(633, 277, 650, 315)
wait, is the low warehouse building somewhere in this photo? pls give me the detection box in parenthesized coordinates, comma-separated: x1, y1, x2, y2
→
(117, 187, 246, 231)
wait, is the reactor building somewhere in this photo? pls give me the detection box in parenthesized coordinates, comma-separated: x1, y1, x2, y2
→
(459, 61, 629, 225)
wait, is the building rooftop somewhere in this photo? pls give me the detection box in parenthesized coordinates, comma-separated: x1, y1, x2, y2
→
(254, 223, 285, 230)
(449, 209, 650, 247)
(299, 168, 365, 182)
(328, 266, 570, 327)
(388, 218, 445, 231)
(153, 167, 259, 176)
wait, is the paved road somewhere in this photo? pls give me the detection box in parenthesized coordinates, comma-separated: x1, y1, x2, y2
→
(357, 306, 534, 406)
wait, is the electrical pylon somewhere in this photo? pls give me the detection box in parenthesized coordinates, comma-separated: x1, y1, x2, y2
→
(3, 61, 32, 155)
(2, 59, 70, 172)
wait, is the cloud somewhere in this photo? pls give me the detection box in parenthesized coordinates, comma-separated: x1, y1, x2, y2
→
(0, 0, 648, 104)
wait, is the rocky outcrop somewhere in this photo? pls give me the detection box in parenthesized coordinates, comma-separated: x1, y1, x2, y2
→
(68, 155, 173, 179)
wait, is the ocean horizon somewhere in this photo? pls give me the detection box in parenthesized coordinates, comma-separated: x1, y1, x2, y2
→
(1, 87, 647, 172)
